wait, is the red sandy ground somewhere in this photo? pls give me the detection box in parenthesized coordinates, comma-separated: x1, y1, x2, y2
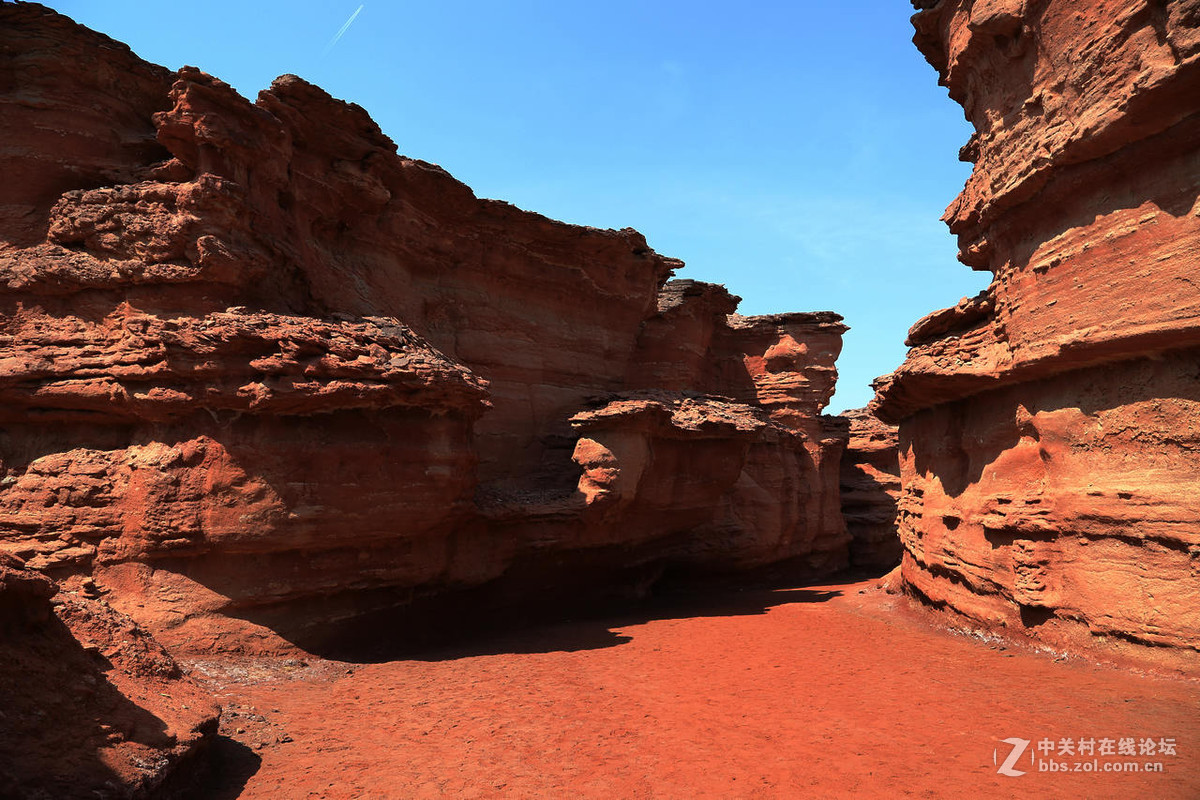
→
(184, 579, 1200, 799)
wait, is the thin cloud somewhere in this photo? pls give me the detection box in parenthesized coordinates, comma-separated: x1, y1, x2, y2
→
(323, 4, 364, 55)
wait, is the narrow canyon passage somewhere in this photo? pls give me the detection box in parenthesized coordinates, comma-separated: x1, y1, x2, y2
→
(184, 579, 1200, 799)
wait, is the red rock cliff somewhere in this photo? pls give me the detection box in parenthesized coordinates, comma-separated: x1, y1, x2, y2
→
(0, 4, 851, 661)
(839, 408, 901, 571)
(875, 0, 1200, 654)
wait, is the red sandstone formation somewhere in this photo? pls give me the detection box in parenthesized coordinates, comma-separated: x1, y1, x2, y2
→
(0, 553, 217, 798)
(0, 0, 851, 680)
(874, 0, 1200, 655)
(574, 280, 852, 579)
(838, 408, 901, 570)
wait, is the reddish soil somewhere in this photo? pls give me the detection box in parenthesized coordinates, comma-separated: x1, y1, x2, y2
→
(182, 579, 1200, 799)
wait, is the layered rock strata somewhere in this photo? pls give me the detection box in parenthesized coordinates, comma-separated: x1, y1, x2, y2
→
(0, 3, 851, 664)
(875, 0, 1200, 653)
(839, 409, 901, 570)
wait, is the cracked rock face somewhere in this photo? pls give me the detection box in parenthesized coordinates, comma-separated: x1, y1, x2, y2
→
(874, 0, 1200, 654)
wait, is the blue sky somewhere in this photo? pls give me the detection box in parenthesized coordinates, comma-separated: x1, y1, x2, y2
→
(51, 1, 988, 412)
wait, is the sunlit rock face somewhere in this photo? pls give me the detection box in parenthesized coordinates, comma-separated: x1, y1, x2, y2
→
(875, 0, 1200, 653)
(0, 3, 852, 661)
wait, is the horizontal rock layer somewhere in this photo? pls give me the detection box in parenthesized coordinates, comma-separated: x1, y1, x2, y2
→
(839, 408, 901, 571)
(876, 0, 1200, 655)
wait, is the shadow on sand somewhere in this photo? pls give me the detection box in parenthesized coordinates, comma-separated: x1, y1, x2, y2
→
(172, 736, 262, 800)
(325, 571, 859, 664)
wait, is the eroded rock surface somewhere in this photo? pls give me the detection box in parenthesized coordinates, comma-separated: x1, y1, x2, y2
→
(0, 553, 218, 799)
(0, 0, 851, 679)
(875, 0, 1200, 654)
(839, 408, 901, 571)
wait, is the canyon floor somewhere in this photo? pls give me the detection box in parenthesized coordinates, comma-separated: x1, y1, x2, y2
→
(180, 578, 1199, 799)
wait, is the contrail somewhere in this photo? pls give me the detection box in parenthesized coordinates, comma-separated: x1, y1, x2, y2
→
(323, 4, 364, 55)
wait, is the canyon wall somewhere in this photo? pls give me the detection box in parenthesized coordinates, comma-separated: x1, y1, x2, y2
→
(839, 408, 901, 571)
(0, 2, 851, 672)
(875, 0, 1200, 653)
